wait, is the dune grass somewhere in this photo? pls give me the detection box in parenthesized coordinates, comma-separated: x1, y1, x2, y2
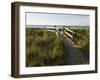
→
(26, 28, 68, 67)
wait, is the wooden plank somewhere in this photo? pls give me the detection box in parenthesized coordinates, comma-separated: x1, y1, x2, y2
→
(64, 31, 73, 38)
(65, 28, 73, 33)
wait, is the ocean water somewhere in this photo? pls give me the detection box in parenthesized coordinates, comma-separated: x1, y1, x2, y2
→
(26, 25, 89, 29)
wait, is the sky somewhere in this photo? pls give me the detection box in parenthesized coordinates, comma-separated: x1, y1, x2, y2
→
(26, 12, 90, 26)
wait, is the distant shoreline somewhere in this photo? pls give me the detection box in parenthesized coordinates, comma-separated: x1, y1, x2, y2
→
(26, 25, 89, 29)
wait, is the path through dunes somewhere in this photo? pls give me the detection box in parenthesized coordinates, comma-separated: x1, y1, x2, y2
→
(59, 30, 88, 65)
(47, 30, 88, 65)
(65, 45, 88, 65)
(45, 28, 88, 64)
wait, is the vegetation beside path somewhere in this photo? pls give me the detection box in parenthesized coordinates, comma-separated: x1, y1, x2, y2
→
(26, 28, 89, 67)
